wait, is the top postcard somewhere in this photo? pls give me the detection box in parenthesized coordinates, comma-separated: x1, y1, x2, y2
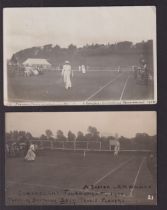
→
(3, 6, 157, 106)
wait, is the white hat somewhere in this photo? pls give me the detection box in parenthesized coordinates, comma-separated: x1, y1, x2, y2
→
(65, 60, 70, 64)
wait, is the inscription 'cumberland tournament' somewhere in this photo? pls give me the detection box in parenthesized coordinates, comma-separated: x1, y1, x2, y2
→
(5, 112, 157, 205)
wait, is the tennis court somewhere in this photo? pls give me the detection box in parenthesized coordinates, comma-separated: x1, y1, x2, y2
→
(6, 150, 157, 205)
(7, 68, 154, 104)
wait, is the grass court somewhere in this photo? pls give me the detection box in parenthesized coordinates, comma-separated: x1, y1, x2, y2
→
(7, 69, 154, 104)
(6, 150, 157, 205)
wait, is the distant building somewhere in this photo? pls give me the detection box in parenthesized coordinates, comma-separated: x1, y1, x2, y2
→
(23, 58, 51, 69)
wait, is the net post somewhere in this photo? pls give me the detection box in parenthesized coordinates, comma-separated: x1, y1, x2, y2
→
(41, 141, 44, 150)
(99, 141, 101, 151)
(74, 141, 76, 151)
(62, 141, 65, 150)
(86, 141, 88, 150)
(50, 140, 53, 150)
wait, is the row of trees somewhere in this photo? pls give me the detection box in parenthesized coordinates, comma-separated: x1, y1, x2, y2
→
(10, 40, 153, 67)
(6, 126, 156, 150)
(6, 126, 100, 142)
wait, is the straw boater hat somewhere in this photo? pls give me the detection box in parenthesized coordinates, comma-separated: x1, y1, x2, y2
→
(65, 60, 70, 64)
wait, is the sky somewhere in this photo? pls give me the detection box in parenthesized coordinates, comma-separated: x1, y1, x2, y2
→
(3, 6, 156, 59)
(5, 112, 156, 138)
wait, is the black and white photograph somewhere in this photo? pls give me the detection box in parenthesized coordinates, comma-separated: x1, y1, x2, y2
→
(3, 6, 157, 105)
(5, 112, 157, 205)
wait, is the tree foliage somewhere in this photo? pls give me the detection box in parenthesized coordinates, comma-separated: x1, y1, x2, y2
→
(67, 130, 76, 141)
(85, 126, 100, 141)
(76, 131, 85, 141)
(5, 130, 34, 142)
(56, 130, 66, 141)
(11, 40, 153, 68)
(5, 128, 156, 151)
(45, 129, 53, 139)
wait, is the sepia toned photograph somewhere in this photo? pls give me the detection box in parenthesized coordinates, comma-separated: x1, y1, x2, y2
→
(5, 112, 157, 205)
(3, 6, 157, 105)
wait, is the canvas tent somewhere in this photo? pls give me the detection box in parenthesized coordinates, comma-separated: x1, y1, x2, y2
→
(23, 58, 51, 69)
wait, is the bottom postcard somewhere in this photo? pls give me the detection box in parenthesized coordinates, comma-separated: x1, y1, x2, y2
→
(5, 111, 157, 205)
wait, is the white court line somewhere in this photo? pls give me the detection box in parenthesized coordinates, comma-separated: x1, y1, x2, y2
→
(85, 73, 123, 101)
(79, 70, 133, 72)
(119, 74, 130, 101)
(93, 158, 133, 185)
(76, 70, 119, 72)
(129, 157, 146, 197)
(50, 148, 151, 152)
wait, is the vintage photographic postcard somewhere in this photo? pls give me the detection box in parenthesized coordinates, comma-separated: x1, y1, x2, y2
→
(3, 6, 157, 106)
(5, 112, 157, 205)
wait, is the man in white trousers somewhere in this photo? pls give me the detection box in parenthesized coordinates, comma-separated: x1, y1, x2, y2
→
(62, 61, 73, 90)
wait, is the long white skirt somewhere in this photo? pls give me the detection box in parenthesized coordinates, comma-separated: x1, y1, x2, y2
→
(63, 70, 72, 89)
(82, 66, 86, 74)
(25, 149, 36, 161)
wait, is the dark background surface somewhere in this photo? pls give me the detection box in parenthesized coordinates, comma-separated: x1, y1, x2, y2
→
(0, 0, 167, 209)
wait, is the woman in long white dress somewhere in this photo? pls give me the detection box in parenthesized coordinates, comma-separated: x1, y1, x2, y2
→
(81, 65, 86, 74)
(24, 144, 36, 161)
(62, 61, 73, 90)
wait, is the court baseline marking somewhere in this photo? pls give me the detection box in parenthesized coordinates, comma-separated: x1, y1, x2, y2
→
(85, 72, 132, 102)
(119, 74, 130, 101)
(128, 157, 146, 197)
(79, 70, 133, 72)
(85, 72, 124, 101)
(93, 157, 134, 185)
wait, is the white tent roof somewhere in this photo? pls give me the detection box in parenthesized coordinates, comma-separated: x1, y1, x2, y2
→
(23, 58, 51, 65)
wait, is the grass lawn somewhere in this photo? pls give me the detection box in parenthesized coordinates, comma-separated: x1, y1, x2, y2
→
(7, 70, 154, 104)
(6, 150, 157, 205)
